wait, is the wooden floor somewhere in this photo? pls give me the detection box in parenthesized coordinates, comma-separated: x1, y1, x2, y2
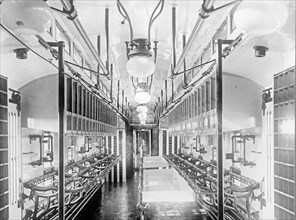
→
(77, 171, 209, 220)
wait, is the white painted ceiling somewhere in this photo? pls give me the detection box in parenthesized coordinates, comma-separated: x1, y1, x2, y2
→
(74, 0, 202, 122)
(0, 0, 295, 123)
(71, 0, 296, 123)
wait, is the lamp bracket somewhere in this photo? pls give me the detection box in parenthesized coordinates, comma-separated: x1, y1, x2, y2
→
(40, 37, 110, 78)
(49, 0, 78, 20)
(135, 82, 149, 93)
(199, 0, 239, 19)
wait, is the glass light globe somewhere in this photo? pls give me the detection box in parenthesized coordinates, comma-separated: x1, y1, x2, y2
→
(138, 117, 147, 122)
(126, 55, 155, 78)
(233, 1, 288, 36)
(136, 105, 148, 114)
(138, 112, 147, 118)
(134, 91, 151, 104)
(2, 0, 52, 35)
(138, 116, 147, 122)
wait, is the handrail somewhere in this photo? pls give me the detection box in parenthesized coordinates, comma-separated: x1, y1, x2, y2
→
(164, 153, 261, 220)
(22, 154, 121, 220)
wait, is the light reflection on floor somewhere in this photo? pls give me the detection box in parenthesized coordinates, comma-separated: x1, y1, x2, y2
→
(78, 172, 209, 220)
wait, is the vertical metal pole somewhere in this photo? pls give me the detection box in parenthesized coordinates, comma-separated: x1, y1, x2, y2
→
(294, 58, 296, 217)
(183, 35, 187, 87)
(171, 6, 176, 103)
(117, 81, 120, 109)
(125, 97, 128, 115)
(97, 35, 100, 86)
(110, 64, 113, 101)
(122, 90, 124, 113)
(155, 103, 158, 121)
(165, 80, 168, 108)
(158, 97, 161, 117)
(161, 90, 164, 113)
(58, 41, 65, 220)
(171, 77, 174, 102)
(172, 7, 176, 69)
(105, 8, 109, 71)
(216, 39, 224, 220)
(127, 102, 130, 117)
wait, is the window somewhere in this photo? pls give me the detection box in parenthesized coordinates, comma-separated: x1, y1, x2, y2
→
(55, 22, 71, 54)
(103, 85, 107, 95)
(206, 81, 210, 111)
(73, 81, 78, 114)
(68, 146, 74, 160)
(73, 44, 83, 67)
(229, 8, 237, 34)
(66, 77, 72, 112)
(48, 26, 53, 36)
(192, 58, 201, 78)
(85, 61, 93, 80)
(201, 43, 211, 64)
(212, 20, 228, 53)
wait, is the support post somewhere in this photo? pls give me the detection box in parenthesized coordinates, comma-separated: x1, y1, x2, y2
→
(172, 7, 176, 69)
(216, 39, 224, 220)
(110, 64, 113, 101)
(171, 77, 174, 102)
(165, 80, 168, 108)
(158, 97, 161, 117)
(117, 81, 120, 109)
(215, 39, 233, 219)
(183, 35, 187, 87)
(105, 8, 109, 72)
(57, 41, 65, 220)
(125, 97, 128, 115)
(161, 90, 164, 113)
(97, 35, 100, 87)
(122, 90, 124, 113)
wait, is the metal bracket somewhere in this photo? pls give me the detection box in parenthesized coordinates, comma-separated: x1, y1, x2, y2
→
(262, 88, 272, 116)
(199, 0, 239, 19)
(9, 88, 21, 116)
(49, 0, 78, 20)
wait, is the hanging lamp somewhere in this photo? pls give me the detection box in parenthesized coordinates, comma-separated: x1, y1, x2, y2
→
(134, 83, 151, 104)
(233, 1, 288, 36)
(1, 0, 52, 35)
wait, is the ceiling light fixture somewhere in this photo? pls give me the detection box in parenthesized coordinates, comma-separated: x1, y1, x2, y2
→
(233, 1, 288, 36)
(253, 46, 268, 58)
(136, 105, 148, 114)
(135, 91, 151, 104)
(13, 48, 29, 59)
(1, 0, 52, 35)
(138, 112, 147, 119)
(126, 39, 156, 78)
(117, 0, 164, 78)
(139, 119, 147, 124)
(134, 83, 151, 104)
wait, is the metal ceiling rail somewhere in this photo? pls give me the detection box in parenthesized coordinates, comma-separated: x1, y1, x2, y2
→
(148, 0, 165, 43)
(158, 32, 244, 120)
(172, 0, 239, 76)
(117, 0, 134, 43)
(172, 0, 213, 75)
(59, 0, 109, 76)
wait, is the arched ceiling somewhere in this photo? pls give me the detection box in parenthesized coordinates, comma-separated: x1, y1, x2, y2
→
(74, 0, 202, 123)
(0, 0, 295, 125)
